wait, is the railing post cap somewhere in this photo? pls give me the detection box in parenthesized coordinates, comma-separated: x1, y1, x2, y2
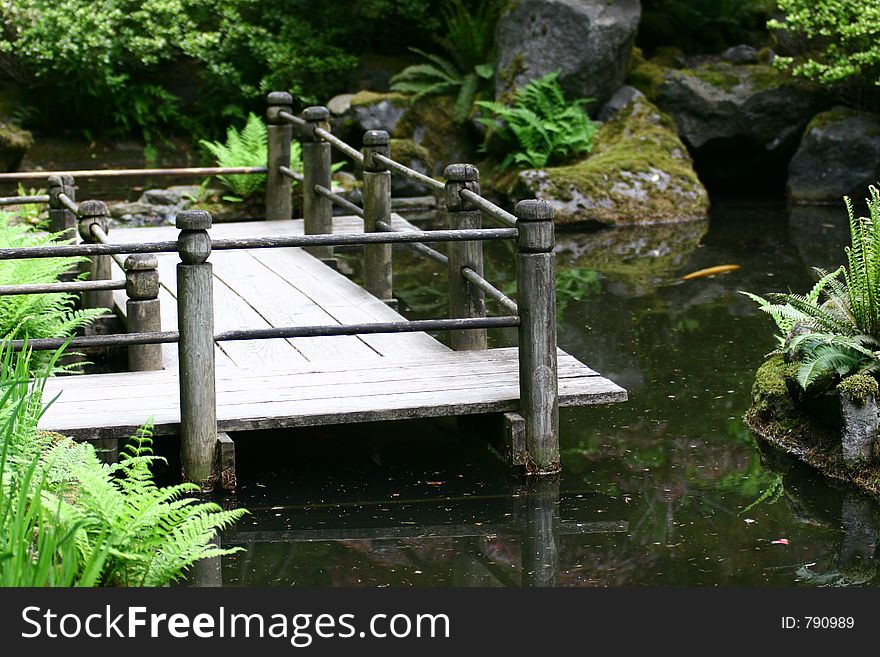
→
(444, 163, 479, 182)
(267, 91, 293, 106)
(78, 199, 108, 217)
(47, 175, 63, 187)
(303, 106, 330, 122)
(124, 253, 158, 271)
(176, 210, 212, 230)
(363, 130, 390, 146)
(515, 199, 554, 222)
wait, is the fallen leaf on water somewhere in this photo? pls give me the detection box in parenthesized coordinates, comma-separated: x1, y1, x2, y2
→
(771, 538, 790, 545)
(425, 481, 445, 486)
(743, 518, 756, 524)
(681, 264, 742, 280)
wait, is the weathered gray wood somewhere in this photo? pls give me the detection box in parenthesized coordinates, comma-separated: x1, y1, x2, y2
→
(78, 200, 114, 310)
(503, 412, 527, 466)
(362, 130, 394, 305)
(521, 476, 560, 587)
(444, 164, 486, 350)
(176, 210, 218, 490)
(40, 348, 626, 440)
(124, 254, 163, 371)
(47, 175, 76, 240)
(301, 106, 334, 263)
(265, 92, 293, 222)
(516, 200, 560, 474)
(216, 432, 236, 492)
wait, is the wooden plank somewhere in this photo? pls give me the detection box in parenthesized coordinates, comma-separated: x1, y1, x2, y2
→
(40, 349, 626, 439)
(249, 247, 448, 356)
(208, 250, 377, 362)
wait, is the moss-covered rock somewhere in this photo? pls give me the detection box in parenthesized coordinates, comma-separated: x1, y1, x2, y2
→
(0, 121, 32, 172)
(787, 107, 880, 204)
(395, 96, 477, 177)
(388, 138, 435, 195)
(515, 95, 708, 226)
(839, 374, 879, 406)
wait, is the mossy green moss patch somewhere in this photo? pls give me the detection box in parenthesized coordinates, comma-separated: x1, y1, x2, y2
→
(838, 374, 879, 405)
(516, 96, 708, 226)
(349, 91, 407, 108)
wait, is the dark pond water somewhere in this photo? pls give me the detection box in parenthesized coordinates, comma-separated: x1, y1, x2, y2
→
(198, 199, 880, 587)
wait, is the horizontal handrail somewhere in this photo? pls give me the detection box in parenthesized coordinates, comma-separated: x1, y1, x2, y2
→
(278, 110, 306, 128)
(57, 192, 79, 215)
(314, 126, 365, 164)
(459, 188, 517, 227)
(375, 219, 448, 266)
(0, 279, 125, 296)
(7, 316, 519, 352)
(90, 224, 127, 268)
(0, 166, 268, 182)
(0, 195, 49, 206)
(372, 153, 445, 192)
(461, 266, 518, 314)
(314, 184, 363, 217)
(279, 165, 304, 183)
(0, 227, 518, 260)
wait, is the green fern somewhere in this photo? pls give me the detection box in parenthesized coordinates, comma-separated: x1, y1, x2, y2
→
(390, 0, 501, 122)
(476, 71, 599, 170)
(200, 112, 268, 200)
(744, 185, 880, 388)
(0, 216, 105, 373)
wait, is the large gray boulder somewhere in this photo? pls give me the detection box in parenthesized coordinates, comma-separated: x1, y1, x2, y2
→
(788, 107, 880, 204)
(495, 0, 641, 108)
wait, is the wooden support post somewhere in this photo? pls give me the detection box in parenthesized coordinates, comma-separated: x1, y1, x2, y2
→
(215, 432, 236, 493)
(515, 199, 560, 474)
(47, 175, 76, 239)
(124, 254, 163, 371)
(176, 210, 218, 491)
(362, 130, 394, 306)
(77, 200, 113, 310)
(265, 91, 293, 222)
(521, 475, 560, 587)
(301, 105, 334, 266)
(444, 163, 486, 351)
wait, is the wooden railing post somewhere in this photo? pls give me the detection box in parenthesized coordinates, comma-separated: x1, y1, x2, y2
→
(176, 210, 217, 490)
(301, 105, 334, 265)
(47, 175, 76, 239)
(124, 254, 163, 371)
(515, 200, 559, 474)
(77, 200, 113, 310)
(265, 91, 293, 222)
(444, 163, 486, 350)
(362, 130, 394, 306)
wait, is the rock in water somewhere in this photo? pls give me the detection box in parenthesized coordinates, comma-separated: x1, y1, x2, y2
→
(495, 0, 641, 108)
(788, 107, 880, 204)
(516, 95, 708, 226)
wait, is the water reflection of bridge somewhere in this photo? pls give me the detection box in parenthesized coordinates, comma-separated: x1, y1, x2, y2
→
(190, 478, 627, 588)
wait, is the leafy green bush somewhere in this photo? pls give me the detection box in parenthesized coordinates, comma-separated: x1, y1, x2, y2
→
(744, 185, 880, 388)
(476, 72, 599, 170)
(0, 344, 247, 586)
(0, 215, 104, 371)
(769, 0, 880, 89)
(390, 0, 501, 122)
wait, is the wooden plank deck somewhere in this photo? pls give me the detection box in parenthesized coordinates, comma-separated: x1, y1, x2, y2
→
(39, 217, 626, 439)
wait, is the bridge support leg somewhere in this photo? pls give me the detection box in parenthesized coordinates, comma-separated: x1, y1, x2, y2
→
(266, 92, 293, 222)
(124, 254, 163, 371)
(77, 200, 114, 311)
(216, 432, 236, 493)
(301, 106, 335, 267)
(362, 130, 394, 307)
(444, 163, 486, 351)
(176, 210, 218, 491)
(515, 200, 559, 474)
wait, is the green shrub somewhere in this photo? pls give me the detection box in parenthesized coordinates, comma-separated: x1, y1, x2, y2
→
(0, 215, 104, 372)
(390, 0, 501, 122)
(769, 0, 880, 89)
(476, 72, 599, 170)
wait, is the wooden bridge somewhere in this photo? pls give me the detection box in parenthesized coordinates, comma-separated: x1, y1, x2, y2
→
(0, 92, 626, 491)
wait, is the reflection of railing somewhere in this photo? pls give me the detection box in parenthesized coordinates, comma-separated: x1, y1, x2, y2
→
(0, 91, 566, 488)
